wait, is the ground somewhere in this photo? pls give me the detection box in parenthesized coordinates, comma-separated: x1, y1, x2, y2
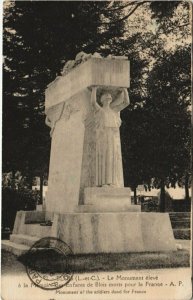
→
(1, 240, 190, 275)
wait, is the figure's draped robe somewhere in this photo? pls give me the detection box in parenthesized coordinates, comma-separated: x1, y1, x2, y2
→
(95, 107, 124, 187)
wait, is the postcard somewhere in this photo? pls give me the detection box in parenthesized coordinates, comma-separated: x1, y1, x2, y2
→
(2, 1, 192, 299)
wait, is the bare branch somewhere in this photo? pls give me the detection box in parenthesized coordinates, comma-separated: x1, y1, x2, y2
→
(178, 22, 190, 28)
(106, 1, 139, 12)
(102, 1, 149, 25)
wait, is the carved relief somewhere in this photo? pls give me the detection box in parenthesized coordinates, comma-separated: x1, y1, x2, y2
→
(45, 102, 65, 137)
(46, 100, 80, 137)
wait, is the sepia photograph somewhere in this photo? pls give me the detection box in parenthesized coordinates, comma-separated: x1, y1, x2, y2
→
(1, 1, 192, 299)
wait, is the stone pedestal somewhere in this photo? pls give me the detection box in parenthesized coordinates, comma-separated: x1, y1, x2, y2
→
(79, 187, 140, 212)
(7, 210, 177, 255)
(51, 212, 177, 253)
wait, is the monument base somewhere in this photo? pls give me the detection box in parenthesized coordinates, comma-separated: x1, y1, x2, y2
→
(78, 186, 140, 212)
(51, 212, 177, 253)
(3, 210, 177, 255)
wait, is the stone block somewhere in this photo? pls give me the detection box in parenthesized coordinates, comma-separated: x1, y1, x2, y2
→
(51, 211, 177, 254)
(141, 213, 177, 251)
(53, 212, 144, 253)
(45, 57, 130, 111)
(9, 210, 177, 254)
(82, 187, 135, 212)
(84, 187, 131, 205)
(13, 211, 51, 237)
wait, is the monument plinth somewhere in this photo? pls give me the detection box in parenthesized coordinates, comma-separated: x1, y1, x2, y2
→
(3, 53, 177, 255)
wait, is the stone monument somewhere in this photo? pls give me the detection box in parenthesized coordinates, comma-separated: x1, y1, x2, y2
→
(3, 52, 177, 255)
(45, 53, 133, 214)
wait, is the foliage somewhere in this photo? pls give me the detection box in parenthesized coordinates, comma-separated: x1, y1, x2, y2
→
(142, 46, 191, 210)
(2, 187, 38, 230)
(2, 171, 41, 230)
(3, 1, 126, 183)
(119, 2, 191, 208)
(145, 47, 191, 182)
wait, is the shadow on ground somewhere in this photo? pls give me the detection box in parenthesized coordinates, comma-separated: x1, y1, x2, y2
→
(1, 248, 190, 275)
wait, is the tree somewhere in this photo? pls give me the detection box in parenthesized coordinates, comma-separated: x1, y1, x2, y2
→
(3, 1, 127, 183)
(119, 1, 191, 206)
(144, 46, 191, 211)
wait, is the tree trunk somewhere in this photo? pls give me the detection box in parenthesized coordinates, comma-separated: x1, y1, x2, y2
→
(11, 170, 16, 189)
(159, 179, 165, 212)
(40, 175, 44, 205)
(185, 173, 189, 201)
(134, 187, 137, 205)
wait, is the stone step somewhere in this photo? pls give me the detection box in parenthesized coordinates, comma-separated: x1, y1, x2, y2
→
(173, 229, 191, 240)
(170, 217, 190, 222)
(170, 220, 190, 229)
(10, 234, 39, 247)
(2, 240, 30, 256)
(170, 215, 190, 220)
(169, 212, 190, 218)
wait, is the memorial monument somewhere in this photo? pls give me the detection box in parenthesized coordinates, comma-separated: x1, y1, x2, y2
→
(3, 52, 177, 255)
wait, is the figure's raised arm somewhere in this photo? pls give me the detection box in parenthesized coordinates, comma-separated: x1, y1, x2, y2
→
(110, 88, 130, 112)
(90, 86, 102, 111)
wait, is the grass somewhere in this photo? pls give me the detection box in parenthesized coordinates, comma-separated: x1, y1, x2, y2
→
(16, 248, 190, 273)
(68, 250, 190, 272)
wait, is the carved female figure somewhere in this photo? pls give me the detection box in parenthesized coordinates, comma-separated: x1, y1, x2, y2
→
(91, 86, 130, 187)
